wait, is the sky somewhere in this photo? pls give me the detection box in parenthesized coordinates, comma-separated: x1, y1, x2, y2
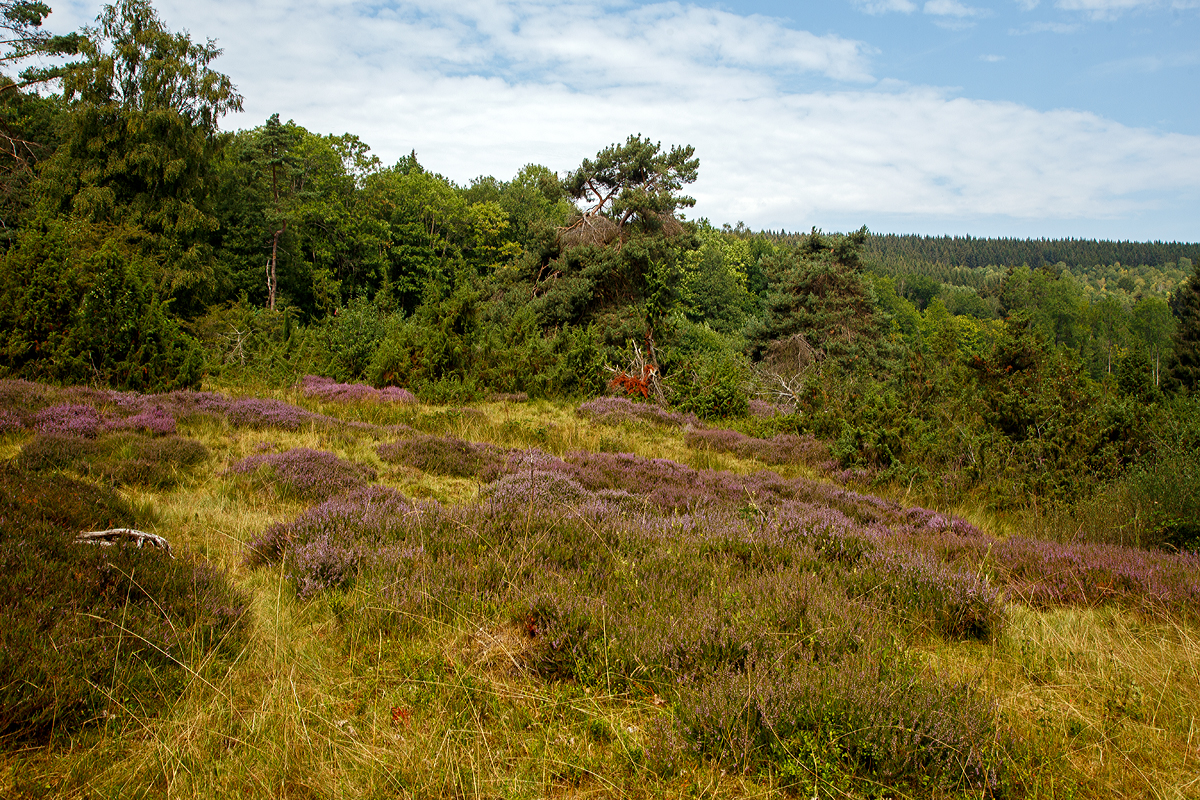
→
(44, 0, 1200, 240)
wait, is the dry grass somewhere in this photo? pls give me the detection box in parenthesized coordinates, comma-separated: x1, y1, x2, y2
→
(3, 390, 1199, 799)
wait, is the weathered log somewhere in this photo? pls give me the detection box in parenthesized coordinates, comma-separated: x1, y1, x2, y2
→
(75, 528, 172, 556)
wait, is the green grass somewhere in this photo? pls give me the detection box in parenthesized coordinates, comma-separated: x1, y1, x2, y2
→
(2, 382, 1198, 798)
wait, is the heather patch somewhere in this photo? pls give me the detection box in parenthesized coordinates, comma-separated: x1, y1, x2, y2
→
(853, 549, 1005, 640)
(992, 536, 1200, 610)
(105, 405, 177, 435)
(33, 403, 104, 437)
(377, 435, 507, 479)
(576, 397, 698, 427)
(685, 427, 830, 467)
(868, 519, 1200, 612)
(0, 463, 135, 533)
(227, 397, 330, 430)
(0, 378, 52, 418)
(243, 485, 423, 595)
(245, 487, 1008, 793)
(0, 466, 247, 746)
(747, 399, 793, 418)
(18, 433, 209, 488)
(228, 447, 376, 502)
(300, 375, 417, 404)
(479, 470, 594, 508)
(668, 655, 1001, 794)
(555, 450, 899, 525)
(159, 390, 234, 420)
(0, 410, 20, 434)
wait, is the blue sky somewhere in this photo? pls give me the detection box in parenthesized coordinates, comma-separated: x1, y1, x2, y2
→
(48, 1, 1200, 240)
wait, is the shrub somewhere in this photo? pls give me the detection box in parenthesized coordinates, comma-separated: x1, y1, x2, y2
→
(668, 350, 750, 420)
(228, 448, 377, 502)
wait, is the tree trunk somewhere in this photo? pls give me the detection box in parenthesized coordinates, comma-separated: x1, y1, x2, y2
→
(268, 220, 287, 310)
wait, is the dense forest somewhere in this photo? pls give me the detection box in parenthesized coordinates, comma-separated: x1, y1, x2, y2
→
(1, 0, 1199, 549)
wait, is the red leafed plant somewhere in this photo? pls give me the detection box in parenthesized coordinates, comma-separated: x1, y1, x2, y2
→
(607, 340, 665, 403)
(609, 363, 658, 398)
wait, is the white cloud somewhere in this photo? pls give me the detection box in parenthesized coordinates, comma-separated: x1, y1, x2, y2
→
(923, 0, 989, 28)
(42, 0, 1200, 238)
(850, 0, 918, 12)
(1056, 0, 1152, 18)
(924, 0, 986, 15)
(1009, 20, 1082, 32)
(980, 54, 1006, 61)
(1054, 0, 1200, 17)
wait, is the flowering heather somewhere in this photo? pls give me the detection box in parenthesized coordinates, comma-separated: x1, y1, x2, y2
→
(576, 396, 698, 427)
(685, 427, 829, 467)
(242, 473, 1017, 791)
(0, 410, 21, 434)
(57, 386, 122, 407)
(747, 399, 794, 418)
(33, 404, 103, 438)
(991, 536, 1200, 609)
(160, 390, 234, 419)
(377, 435, 507, 478)
(227, 398, 330, 430)
(17, 433, 97, 472)
(18, 432, 209, 488)
(228, 448, 377, 502)
(0, 378, 51, 415)
(244, 485, 423, 595)
(855, 549, 1005, 640)
(903, 506, 985, 537)
(552, 450, 899, 525)
(300, 375, 416, 404)
(106, 405, 177, 436)
(670, 655, 1001, 793)
(479, 470, 594, 508)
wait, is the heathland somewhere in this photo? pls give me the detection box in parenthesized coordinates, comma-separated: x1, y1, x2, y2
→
(2, 379, 1199, 799)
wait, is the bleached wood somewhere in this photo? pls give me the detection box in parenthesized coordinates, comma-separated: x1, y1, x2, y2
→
(76, 528, 172, 556)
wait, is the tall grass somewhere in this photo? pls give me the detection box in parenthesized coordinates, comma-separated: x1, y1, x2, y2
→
(2, 380, 1198, 798)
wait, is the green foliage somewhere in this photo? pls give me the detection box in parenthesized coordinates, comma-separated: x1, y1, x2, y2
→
(0, 220, 203, 390)
(678, 224, 756, 334)
(41, 0, 242, 314)
(1166, 265, 1200, 392)
(323, 295, 394, 381)
(563, 133, 698, 236)
(1123, 397, 1200, 551)
(749, 227, 894, 374)
(668, 348, 750, 420)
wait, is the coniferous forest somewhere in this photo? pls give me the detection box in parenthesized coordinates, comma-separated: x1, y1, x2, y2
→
(4, 2, 1200, 798)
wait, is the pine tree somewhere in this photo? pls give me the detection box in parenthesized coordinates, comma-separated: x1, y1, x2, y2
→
(1166, 262, 1200, 392)
(748, 227, 894, 374)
